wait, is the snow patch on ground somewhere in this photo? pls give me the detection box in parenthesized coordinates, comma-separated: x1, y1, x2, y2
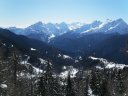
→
(88, 85, 95, 96)
(0, 84, 7, 89)
(96, 66, 104, 70)
(62, 66, 66, 70)
(58, 54, 62, 57)
(79, 56, 82, 60)
(39, 58, 47, 64)
(90, 56, 98, 60)
(63, 55, 72, 59)
(75, 60, 79, 63)
(59, 66, 78, 78)
(20, 60, 28, 64)
(89, 56, 128, 69)
(31, 48, 36, 51)
(20, 56, 30, 65)
(33, 66, 43, 73)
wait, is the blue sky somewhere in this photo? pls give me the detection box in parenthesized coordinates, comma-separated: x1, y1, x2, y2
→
(0, 0, 127, 27)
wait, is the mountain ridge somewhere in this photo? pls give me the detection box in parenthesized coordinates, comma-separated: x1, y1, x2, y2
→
(8, 18, 128, 43)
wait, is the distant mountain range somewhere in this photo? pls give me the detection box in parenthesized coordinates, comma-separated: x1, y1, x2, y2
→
(9, 18, 128, 42)
(8, 22, 84, 42)
(2, 18, 128, 65)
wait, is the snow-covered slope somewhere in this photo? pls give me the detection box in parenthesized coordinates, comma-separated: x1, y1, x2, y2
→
(59, 66, 78, 78)
(68, 22, 85, 30)
(81, 18, 128, 34)
(9, 22, 70, 42)
(8, 18, 128, 43)
(89, 56, 128, 69)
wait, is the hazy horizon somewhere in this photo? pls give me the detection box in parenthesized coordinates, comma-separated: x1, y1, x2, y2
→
(0, 0, 127, 28)
(0, 18, 126, 28)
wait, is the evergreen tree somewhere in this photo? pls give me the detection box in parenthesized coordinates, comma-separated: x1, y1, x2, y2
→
(66, 72, 75, 96)
(90, 69, 109, 96)
(37, 60, 59, 96)
(37, 74, 46, 96)
(114, 70, 126, 95)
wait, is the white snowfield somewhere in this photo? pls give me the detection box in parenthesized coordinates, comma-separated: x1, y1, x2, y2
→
(89, 56, 128, 69)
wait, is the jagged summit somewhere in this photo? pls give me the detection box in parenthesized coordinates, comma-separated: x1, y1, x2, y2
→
(8, 18, 128, 43)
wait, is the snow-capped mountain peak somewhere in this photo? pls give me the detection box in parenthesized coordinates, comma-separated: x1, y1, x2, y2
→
(27, 21, 46, 30)
(8, 18, 128, 43)
(99, 18, 128, 34)
(68, 22, 85, 30)
(81, 18, 128, 34)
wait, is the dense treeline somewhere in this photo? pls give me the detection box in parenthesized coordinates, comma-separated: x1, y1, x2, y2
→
(0, 43, 128, 96)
